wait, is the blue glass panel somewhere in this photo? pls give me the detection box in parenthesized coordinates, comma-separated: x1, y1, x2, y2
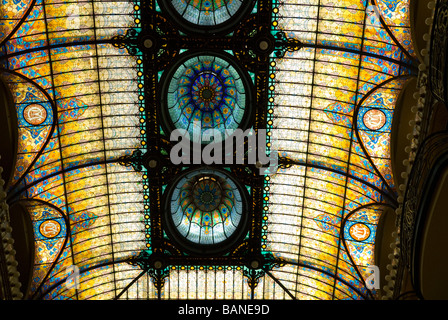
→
(165, 54, 248, 142)
(167, 168, 245, 246)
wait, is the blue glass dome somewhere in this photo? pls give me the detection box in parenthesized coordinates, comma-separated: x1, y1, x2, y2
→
(162, 53, 251, 143)
(162, 0, 252, 33)
(164, 168, 248, 252)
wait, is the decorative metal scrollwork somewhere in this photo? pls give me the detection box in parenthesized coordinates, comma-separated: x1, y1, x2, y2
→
(118, 149, 144, 172)
(111, 28, 140, 56)
(242, 252, 286, 291)
(128, 251, 171, 291)
(273, 31, 303, 58)
(112, 11, 179, 69)
(124, 2, 282, 279)
(430, 0, 448, 103)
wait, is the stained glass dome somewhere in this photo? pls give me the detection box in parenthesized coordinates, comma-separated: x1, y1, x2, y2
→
(160, 52, 252, 143)
(159, 0, 253, 34)
(164, 168, 248, 254)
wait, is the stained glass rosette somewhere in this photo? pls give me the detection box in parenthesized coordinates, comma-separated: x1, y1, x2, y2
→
(164, 168, 248, 254)
(161, 52, 251, 143)
(160, 0, 253, 33)
(0, 0, 147, 299)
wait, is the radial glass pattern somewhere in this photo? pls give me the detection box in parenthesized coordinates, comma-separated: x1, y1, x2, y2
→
(165, 168, 246, 251)
(166, 0, 247, 32)
(162, 53, 250, 142)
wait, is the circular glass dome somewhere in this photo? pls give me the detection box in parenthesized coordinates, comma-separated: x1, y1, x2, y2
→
(160, 0, 254, 34)
(164, 168, 248, 254)
(161, 52, 252, 143)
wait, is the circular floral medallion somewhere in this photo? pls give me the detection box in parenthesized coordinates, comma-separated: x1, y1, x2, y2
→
(362, 108, 387, 131)
(164, 168, 248, 254)
(161, 52, 252, 143)
(23, 104, 47, 125)
(192, 177, 223, 211)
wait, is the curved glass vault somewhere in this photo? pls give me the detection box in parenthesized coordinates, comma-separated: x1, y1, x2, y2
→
(164, 168, 247, 253)
(0, 0, 419, 300)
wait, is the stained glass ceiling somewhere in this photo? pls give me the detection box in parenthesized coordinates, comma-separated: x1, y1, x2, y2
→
(0, 0, 417, 300)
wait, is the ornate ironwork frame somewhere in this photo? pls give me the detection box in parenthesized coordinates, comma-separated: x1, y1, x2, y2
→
(112, 0, 299, 292)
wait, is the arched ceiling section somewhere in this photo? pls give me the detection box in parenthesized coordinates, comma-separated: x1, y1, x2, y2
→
(0, 0, 418, 300)
(1, 0, 146, 299)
